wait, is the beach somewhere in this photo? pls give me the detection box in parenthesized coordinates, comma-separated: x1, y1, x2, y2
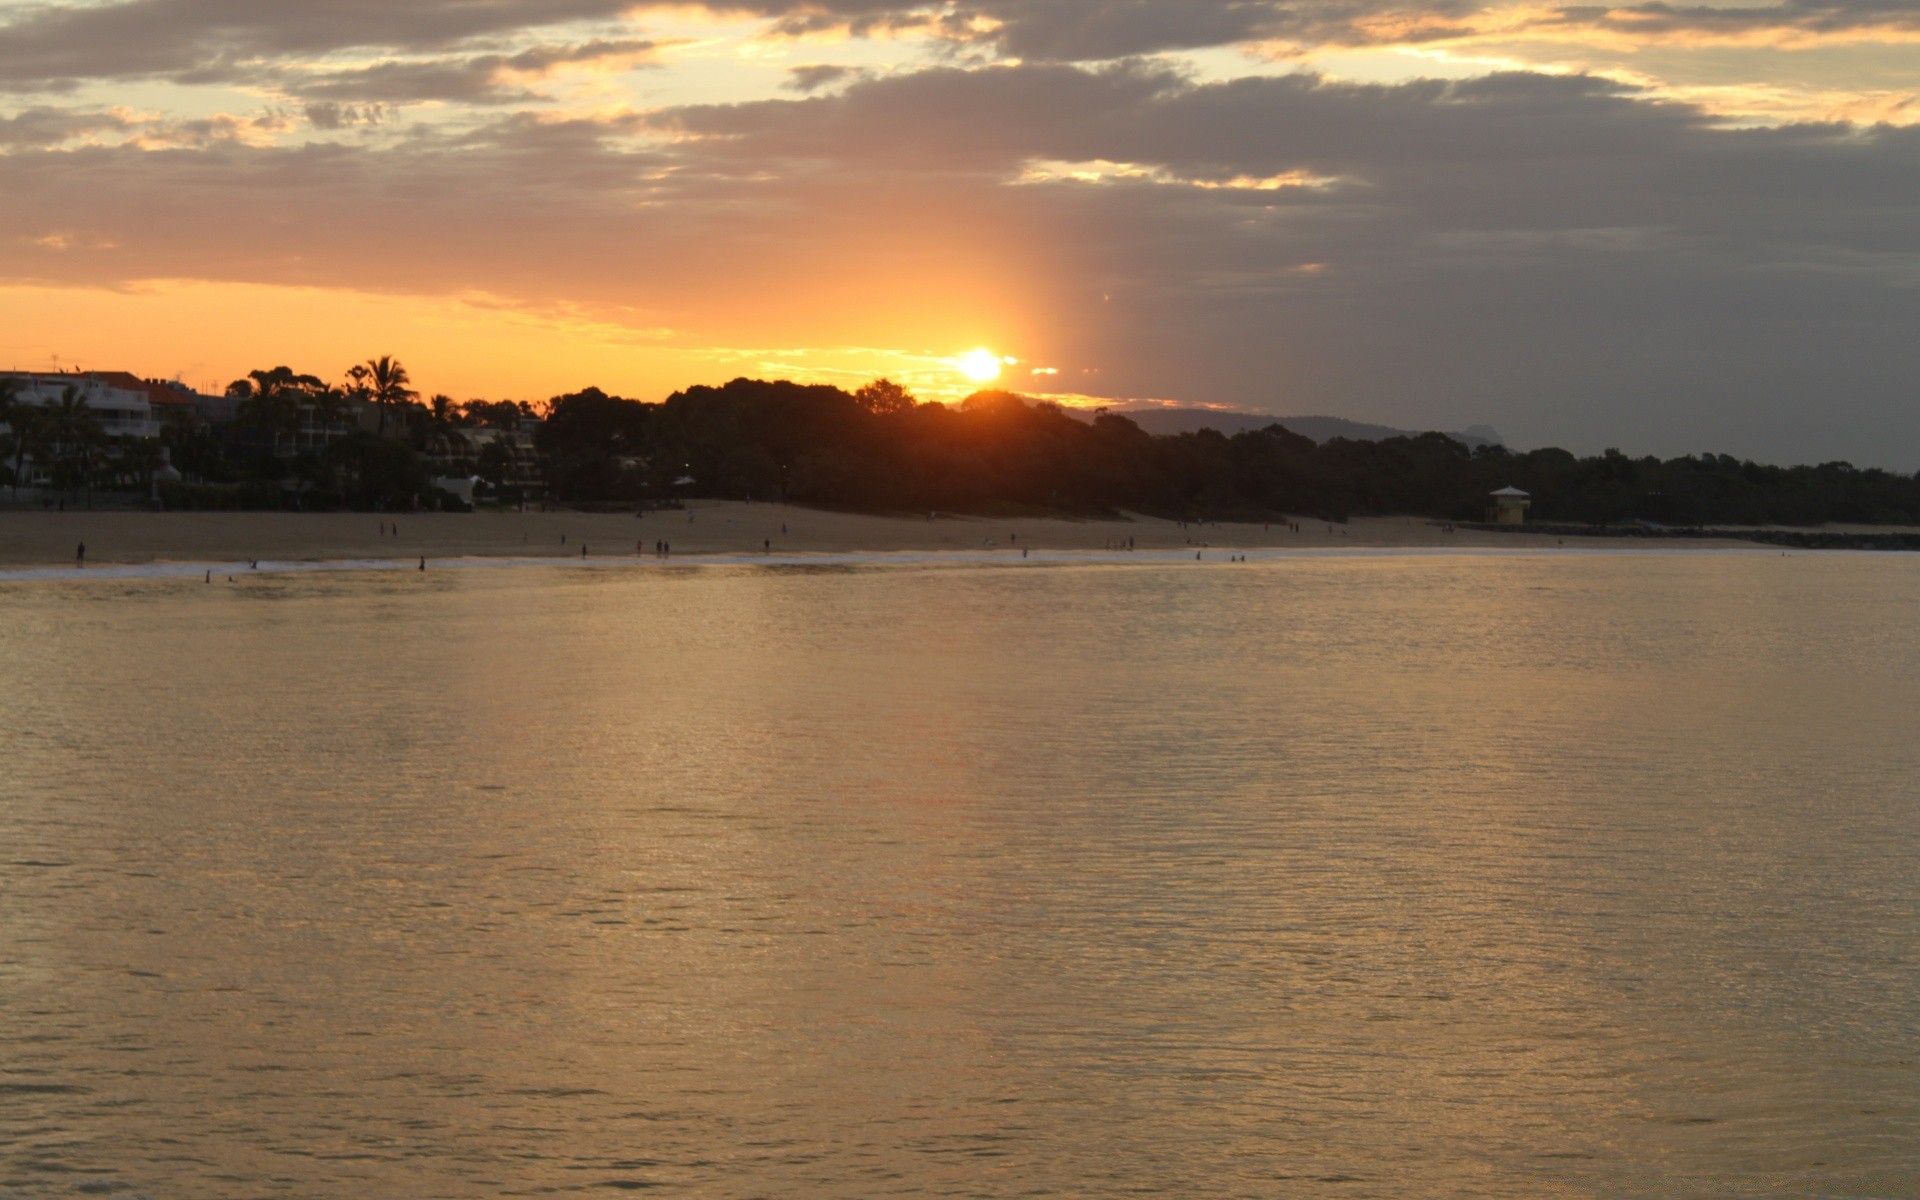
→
(0, 502, 1768, 568)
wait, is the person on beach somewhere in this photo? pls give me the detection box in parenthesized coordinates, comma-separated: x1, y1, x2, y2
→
(205, 570, 210, 584)
(764, 539, 771, 553)
(419, 556, 426, 571)
(75, 542, 85, 567)
(582, 545, 588, 558)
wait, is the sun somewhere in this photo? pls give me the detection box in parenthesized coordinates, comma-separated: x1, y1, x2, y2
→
(957, 348, 1004, 384)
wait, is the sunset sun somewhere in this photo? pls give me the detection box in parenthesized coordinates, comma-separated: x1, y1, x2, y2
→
(957, 348, 1005, 384)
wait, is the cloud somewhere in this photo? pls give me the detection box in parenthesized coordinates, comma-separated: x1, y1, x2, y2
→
(1, 0, 1915, 102)
(286, 39, 661, 106)
(0, 15, 1917, 462)
(0, 0, 656, 91)
(785, 64, 861, 92)
(0, 106, 136, 148)
(1545, 0, 1920, 45)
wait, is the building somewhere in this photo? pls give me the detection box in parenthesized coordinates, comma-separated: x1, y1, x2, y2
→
(1, 370, 164, 441)
(0, 370, 217, 493)
(1488, 486, 1531, 524)
(424, 425, 544, 492)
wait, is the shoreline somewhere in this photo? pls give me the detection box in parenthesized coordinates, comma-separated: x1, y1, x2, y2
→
(0, 502, 1895, 578)
(0, 543, 1862, 587)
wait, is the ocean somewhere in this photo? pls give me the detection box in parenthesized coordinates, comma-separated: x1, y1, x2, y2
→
(1, 550, 1915, 1197)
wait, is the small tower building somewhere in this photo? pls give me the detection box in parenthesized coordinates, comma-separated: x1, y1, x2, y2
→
(1489, 486, 1531, 525)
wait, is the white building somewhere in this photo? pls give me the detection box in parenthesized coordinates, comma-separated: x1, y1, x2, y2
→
(1, 370, 162, 440)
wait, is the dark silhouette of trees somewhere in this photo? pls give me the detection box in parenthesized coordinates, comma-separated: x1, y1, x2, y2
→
(0, 377, 32, 497)
(854, 378, 915, 415)
(526, 375, 1920, 527)
(109, 358, 1920, 526)
(42, 386, 105, 505)
(228, 366, 326, 459)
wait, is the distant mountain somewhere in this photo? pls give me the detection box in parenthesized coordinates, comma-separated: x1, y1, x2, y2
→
(1104, 408, 1504, 450)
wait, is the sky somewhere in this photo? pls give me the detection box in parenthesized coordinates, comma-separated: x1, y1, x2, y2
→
(1, 1, 1917, 465)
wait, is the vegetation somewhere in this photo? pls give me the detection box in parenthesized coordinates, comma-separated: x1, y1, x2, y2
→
(8, 358, 1920, 527)
(535, 378, 1920, 527)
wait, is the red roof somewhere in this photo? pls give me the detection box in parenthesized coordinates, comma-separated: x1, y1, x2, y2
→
(86, 370, 199, 407)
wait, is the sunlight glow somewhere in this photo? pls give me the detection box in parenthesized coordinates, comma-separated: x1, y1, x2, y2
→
(957, 348, 1005, 383)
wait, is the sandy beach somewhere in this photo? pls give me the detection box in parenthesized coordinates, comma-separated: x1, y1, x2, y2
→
(0, 502, 1782, 569)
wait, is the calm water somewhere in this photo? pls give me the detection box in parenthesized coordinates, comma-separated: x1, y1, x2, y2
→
(1, 551, 1916, 1198)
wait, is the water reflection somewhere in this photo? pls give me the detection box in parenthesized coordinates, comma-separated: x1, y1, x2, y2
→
(0, 554, 1916, 1197)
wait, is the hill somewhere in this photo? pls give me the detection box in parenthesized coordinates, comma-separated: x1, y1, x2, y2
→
(1108, 408, 1503, 450)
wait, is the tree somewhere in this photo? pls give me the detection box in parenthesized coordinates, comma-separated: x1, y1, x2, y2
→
(42, 386, 104, 505)
(119, 437, 165, 500)
(854, 378, 916, 415)
(308, 387, 354, 445)
(463, 399, 525, 430)
(228, 367, 325, 456)
(359, 355, 416, 437)
(0, 377, 33, 498)
(477, 439, 512, 491)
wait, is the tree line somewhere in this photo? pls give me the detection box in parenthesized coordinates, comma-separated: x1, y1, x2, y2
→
(541, 377, 1920, 527)
(7, 363, 1918, 526)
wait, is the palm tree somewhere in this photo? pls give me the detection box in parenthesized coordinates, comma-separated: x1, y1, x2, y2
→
(43, 386, 104, 505)
(360, 356, 416, 437)
(309, 387, 353, 443)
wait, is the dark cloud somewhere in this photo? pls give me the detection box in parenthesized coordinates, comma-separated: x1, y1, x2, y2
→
(0, 107, 134, 148)
(290, 39, 659, 106)
(1549, 0, 1920, 39)
(1, 0, 1917, 96)
(785, 64, 860, 92)
(302, 102, 390, 130)
(0, 0, 644, 91)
